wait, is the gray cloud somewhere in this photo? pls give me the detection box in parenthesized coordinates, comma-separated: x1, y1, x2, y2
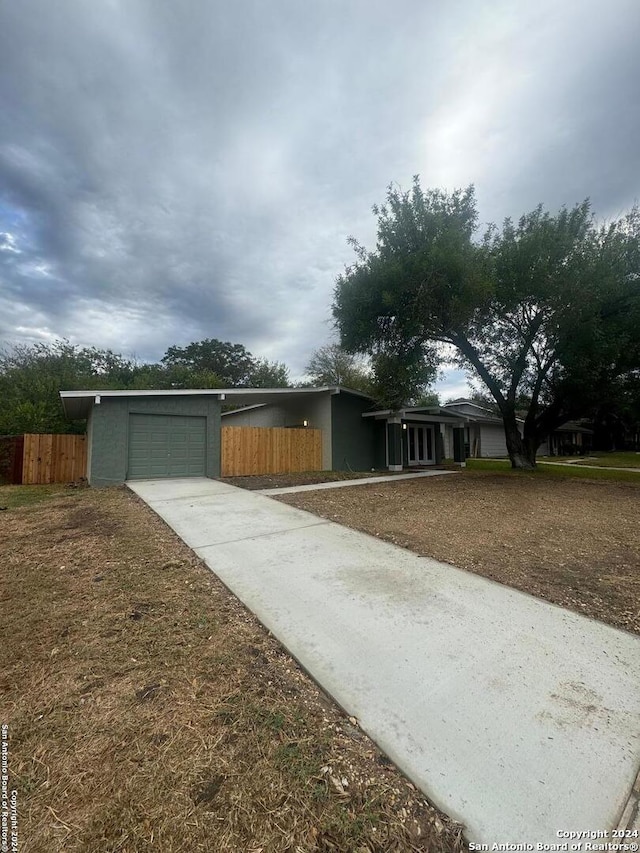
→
(1, 0, 639, 388)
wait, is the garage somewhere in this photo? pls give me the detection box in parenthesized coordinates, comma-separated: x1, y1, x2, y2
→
(58, 390, 223, 486)
(58, 387, 358, 487)
(127, 414, 206, 479)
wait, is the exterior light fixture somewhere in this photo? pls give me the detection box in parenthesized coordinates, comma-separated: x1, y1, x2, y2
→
(402, 423, 407, 430)
(303, 419, 308, 427)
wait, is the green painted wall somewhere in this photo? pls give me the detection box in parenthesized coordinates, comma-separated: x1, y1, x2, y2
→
(373, 421, 387, 468)
(388, 422, 403, 468)
(330, 393, 377, 471)
(88, 395, 221, 486)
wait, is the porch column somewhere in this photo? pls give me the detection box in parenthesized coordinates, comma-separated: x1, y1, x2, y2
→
(387, 417, 403, 471)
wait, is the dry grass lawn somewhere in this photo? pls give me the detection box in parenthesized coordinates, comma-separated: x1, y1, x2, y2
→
(278, 471, 640, 636)
(546, 452, 640, 469)
(0, 485, 465, 853)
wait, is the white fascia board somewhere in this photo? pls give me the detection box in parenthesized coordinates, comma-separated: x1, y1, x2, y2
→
(362, 410, 466, 425)
(59, 388, 227, 399)
(60, 385, 376, 402)
(327, 386, 377, 401)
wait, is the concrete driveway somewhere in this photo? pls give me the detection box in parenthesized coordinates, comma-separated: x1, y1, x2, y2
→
(129, 477, 640, 844)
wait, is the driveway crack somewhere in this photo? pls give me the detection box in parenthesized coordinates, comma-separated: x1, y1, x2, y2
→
(195, 520, 332, 549)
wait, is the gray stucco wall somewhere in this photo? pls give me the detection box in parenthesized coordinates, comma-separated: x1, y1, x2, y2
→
(331, 393, 377, 470)
(282, 395, 332, 469)
(221, 396, 333, 468)
(88, 395, 221, 486)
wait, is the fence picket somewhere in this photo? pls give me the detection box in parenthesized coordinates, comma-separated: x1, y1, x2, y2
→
(221, 427, 322, 476)
(21, 434, 87, 484)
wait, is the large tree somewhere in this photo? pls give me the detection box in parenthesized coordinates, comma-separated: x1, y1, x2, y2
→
(304, 344, 373, 393)
(161, 339, 255, 386)
(161, 339, 289, 388)
(303, 343, 435, 406)
(126, 362, 224, 391)
(247, 358, 290, 388)
(333, 177, 640, 468)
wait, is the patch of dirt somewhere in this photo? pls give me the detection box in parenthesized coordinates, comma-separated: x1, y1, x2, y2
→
(277, 471, 640, 636)
(0, 486, 465, 853)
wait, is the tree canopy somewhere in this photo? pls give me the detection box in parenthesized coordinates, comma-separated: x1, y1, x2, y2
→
(0, 341, 138, 434)
(0, 337, 290, 434)
(161, 339, 289, 388)
(303, 343, 435, 407)
(333, 177, 640, 467)
(304, 344, 373, 394)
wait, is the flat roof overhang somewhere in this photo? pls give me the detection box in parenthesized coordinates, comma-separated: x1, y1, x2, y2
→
(60, 385, 375, 420)
(361, 408, 468, 425)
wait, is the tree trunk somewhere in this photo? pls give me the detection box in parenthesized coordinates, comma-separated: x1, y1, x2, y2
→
(502, 410, 537, 469)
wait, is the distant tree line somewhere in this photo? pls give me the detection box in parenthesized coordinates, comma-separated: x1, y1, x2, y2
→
(0, 338, 290, 434)
(1, 334, 434, 436)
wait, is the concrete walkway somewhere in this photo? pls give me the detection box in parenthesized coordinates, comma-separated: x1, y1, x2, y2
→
(256, 469, 457, 495)
(129, 477, 640, 844)
(539, 460, 640, 473)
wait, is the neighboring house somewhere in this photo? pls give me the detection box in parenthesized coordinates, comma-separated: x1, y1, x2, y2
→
(439, 399, 593, 457)
(440, 399, 515, 458)
(538, 422, 594, 456)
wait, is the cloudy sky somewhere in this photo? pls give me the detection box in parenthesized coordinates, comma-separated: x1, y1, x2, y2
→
(1, 0, 639, 397)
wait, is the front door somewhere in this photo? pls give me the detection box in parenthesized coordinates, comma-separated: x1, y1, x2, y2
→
(407, 425, 435, 465)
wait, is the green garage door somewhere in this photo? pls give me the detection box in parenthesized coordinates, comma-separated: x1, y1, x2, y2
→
(127, 414, 207, 479)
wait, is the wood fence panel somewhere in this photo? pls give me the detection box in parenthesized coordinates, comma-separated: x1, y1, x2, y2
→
(22, 434, 38, 484)
(221, 427, 323, 476)
(22, 434, 87, 484)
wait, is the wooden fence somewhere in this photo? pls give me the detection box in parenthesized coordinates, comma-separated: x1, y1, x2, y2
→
(3, 428, 319, 484)
(221, 426, 323, 476)
(19, 434, 87, 485)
